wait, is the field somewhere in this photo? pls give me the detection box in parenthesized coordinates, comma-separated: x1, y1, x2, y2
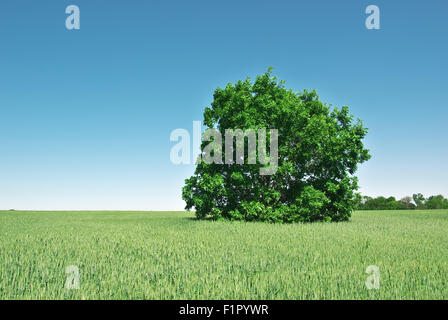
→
(0, 210, 447, 299)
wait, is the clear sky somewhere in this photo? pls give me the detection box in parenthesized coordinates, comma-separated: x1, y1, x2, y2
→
(0, 0, 447, 210)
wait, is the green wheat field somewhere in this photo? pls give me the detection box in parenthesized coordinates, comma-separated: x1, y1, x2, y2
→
(0, 209, 447, 299)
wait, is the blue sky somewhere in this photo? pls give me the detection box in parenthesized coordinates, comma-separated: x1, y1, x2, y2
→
(0, 0, 447, 210)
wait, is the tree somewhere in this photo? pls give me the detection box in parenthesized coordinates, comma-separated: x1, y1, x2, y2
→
(412, 193, 426, 208)
(399, 196, 415, 209)
(182, 70, 371, 223)
(360, 196, 393, 210)
(357, 194, 448, 210)
(425, 195, 448, 209)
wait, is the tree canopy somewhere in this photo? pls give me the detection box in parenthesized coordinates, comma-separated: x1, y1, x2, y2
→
(182, 70, 370, 222)
(357, 194, 448, 210)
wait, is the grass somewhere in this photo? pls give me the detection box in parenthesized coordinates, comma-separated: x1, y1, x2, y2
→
(0, 209, 447, 299)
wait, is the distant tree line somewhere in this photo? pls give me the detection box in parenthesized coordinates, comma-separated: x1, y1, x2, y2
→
(356, 193, 448, 210)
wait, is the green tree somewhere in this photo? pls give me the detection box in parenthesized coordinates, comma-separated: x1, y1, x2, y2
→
(361, 196, 395, 210)
(413, 193, 426, 208)
(182, 70, 370, 223)
(425, 195, 448, 209)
